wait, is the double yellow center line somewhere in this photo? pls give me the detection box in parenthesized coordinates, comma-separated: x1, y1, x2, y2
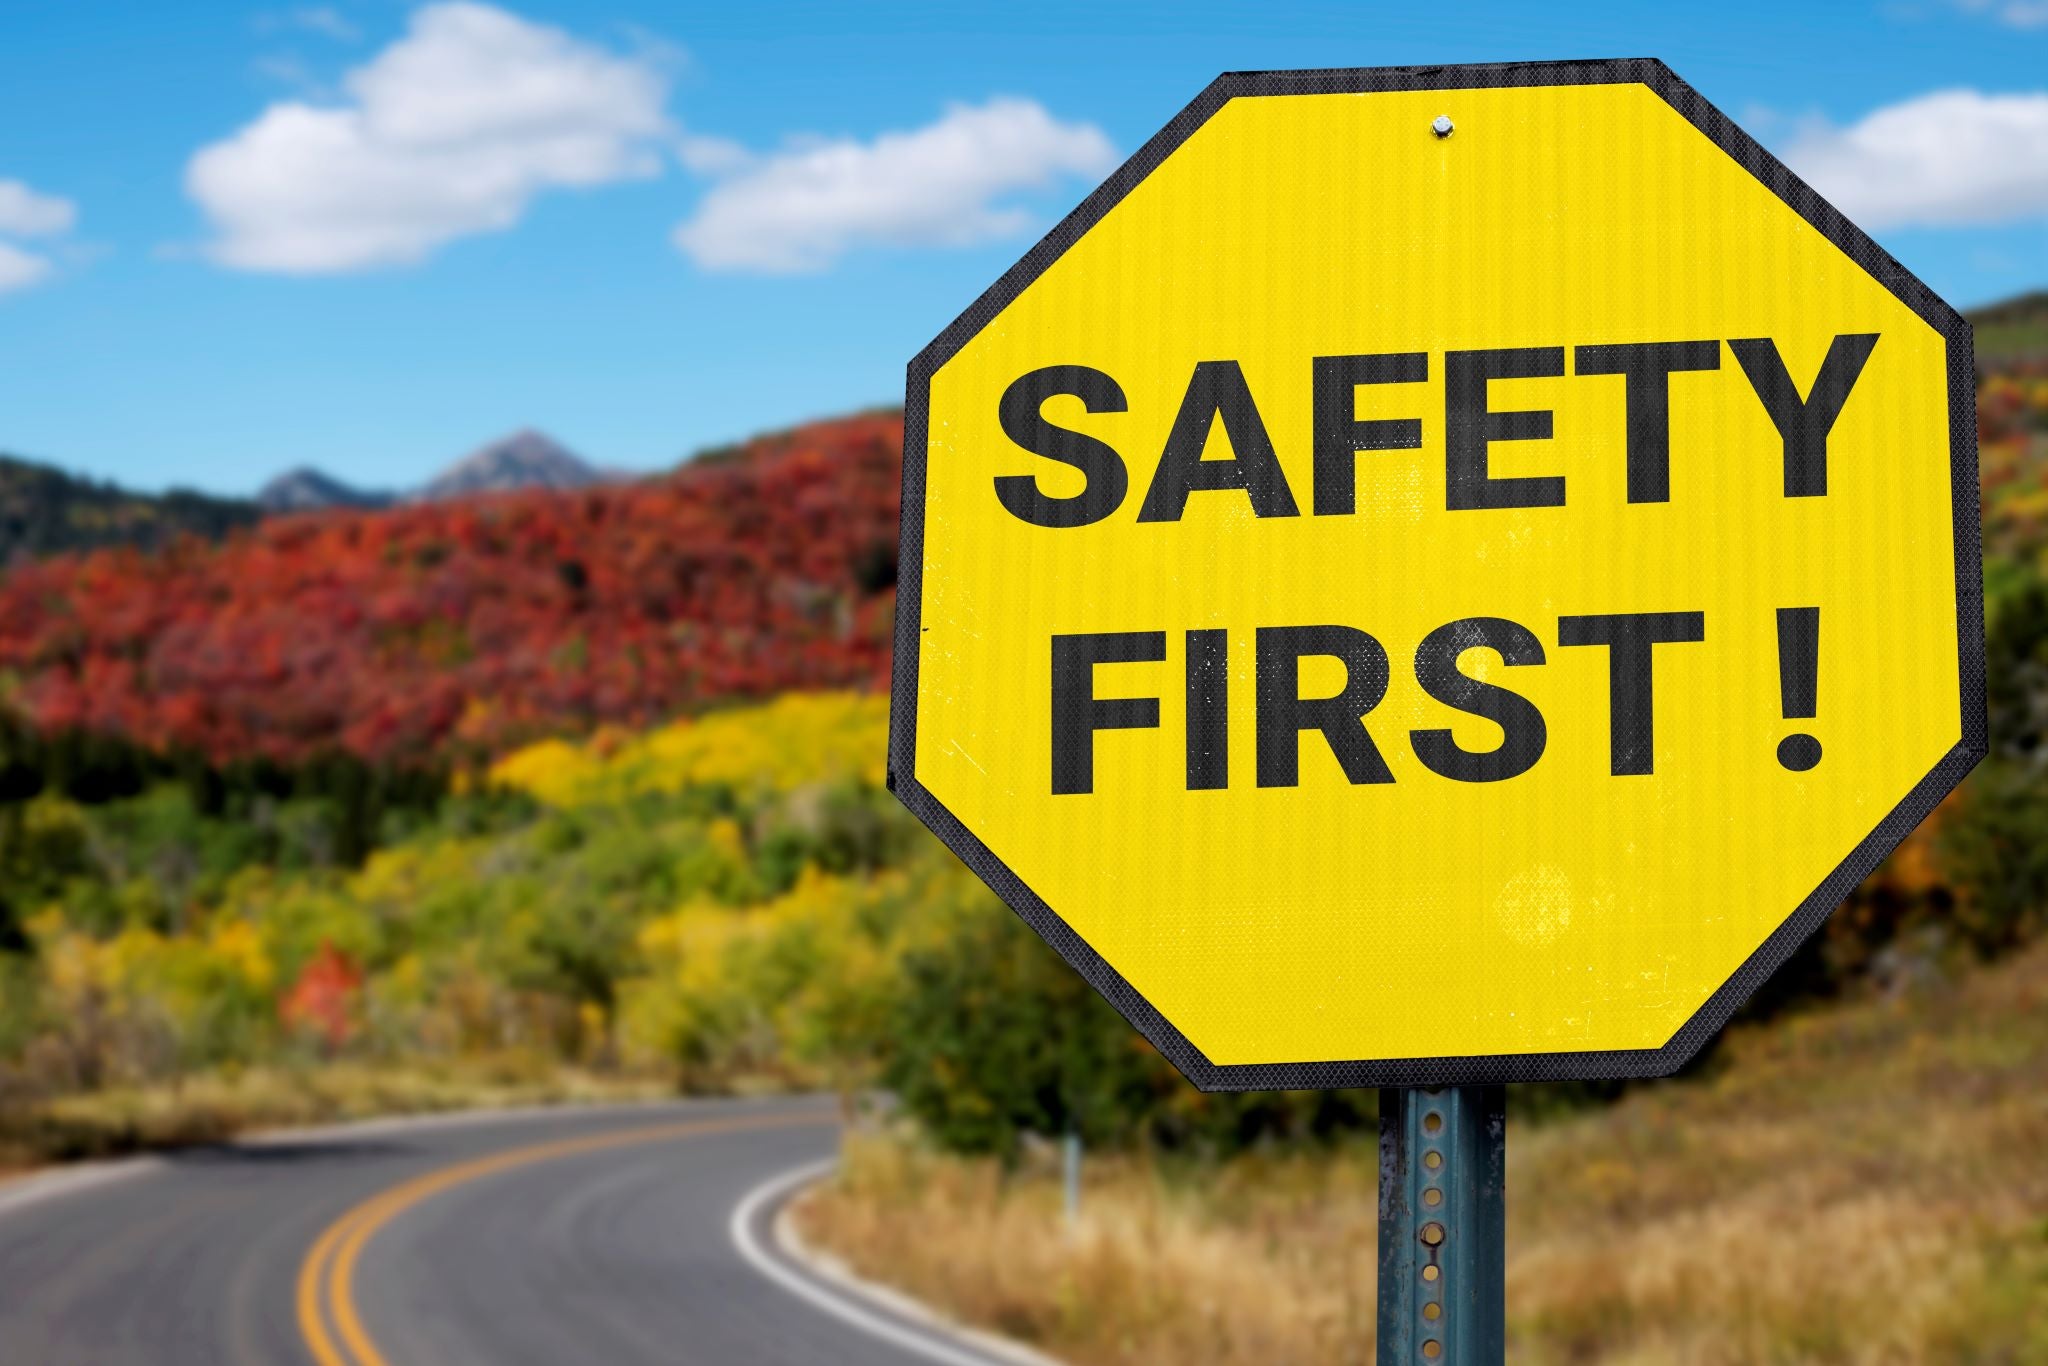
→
(295, 1110, 837, 1366)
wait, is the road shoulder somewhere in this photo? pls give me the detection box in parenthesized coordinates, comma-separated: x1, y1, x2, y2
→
(733, 1159, 1069, 1366)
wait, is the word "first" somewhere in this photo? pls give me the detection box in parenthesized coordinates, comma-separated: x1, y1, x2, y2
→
(1053, 613, 1713, 795)
(994, 334, 1879, 526)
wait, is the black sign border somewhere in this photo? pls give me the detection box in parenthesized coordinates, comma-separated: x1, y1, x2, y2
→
(890, 58, 1986, 1090)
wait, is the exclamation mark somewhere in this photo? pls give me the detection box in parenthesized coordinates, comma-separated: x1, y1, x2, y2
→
(1776, 607, 1821, 771)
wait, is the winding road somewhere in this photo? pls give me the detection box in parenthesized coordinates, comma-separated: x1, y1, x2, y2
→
(0, 1096, 1028, 1366)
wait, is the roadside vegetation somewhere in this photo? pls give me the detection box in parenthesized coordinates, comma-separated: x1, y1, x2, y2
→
(798, 934, 2048, 1365)
(0, 693, 908, 1165)
(1, 1061, 668, 1171)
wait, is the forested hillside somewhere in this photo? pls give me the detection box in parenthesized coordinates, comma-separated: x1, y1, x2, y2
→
(0, 414, 900, 768)
(0, 455, 258, 564)
(1974, 290, 2048, 362)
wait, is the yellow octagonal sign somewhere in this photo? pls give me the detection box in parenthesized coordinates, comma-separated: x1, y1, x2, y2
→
(889, 60, 1986, 1088)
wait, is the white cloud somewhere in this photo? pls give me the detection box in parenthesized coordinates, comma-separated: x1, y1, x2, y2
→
(253, 53, 324, 92)
(0, 179, 76, 297)
(673, 98, 1116, 274)
(1782, 89, 2048, 229)
(291, 6, 360, 41)
(0, 179, 77, 237)
(258, 6, 361, 41)
(675, 133, 752, 176)
(1952, 0, 2048, 28)
(187, 2, 673, 273)
(0, 242, 54, 296)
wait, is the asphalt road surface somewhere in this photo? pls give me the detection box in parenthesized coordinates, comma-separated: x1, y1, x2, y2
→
(0, 1095, 1025, 1366)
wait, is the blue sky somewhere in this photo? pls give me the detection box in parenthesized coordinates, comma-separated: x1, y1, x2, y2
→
(0, 0, 2044, 496)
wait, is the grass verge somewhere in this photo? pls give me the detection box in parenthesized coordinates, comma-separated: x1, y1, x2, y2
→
(0, 1055, 678, 1174)
(797, 941, 2048, 1365)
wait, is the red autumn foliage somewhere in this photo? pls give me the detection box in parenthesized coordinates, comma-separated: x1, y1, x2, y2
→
(279, 942, 365, 1050)
(0, 413, 902, 768)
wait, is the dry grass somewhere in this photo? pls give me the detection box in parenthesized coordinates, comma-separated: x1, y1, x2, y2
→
(799, 1134, 1381, 1366)
(0, 1054, 675, 1173)
(797, 943, 2048, 1365)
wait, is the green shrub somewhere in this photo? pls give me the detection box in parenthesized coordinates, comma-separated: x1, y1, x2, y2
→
(1940, 573, 2048, 954)
(878, 896, 1373, 1159)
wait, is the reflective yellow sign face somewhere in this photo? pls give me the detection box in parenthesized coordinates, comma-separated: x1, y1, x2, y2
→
(890, 62, 1984, 1088)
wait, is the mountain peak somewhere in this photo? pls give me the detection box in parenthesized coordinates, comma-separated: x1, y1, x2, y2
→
(414, 429, 597, 502)
(257, 466, 392, 514)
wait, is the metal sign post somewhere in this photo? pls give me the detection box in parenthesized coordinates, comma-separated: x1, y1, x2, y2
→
(1378, 1088, 1505, 1364)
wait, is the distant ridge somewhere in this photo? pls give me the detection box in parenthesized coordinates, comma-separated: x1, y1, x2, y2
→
(0, 410, 905, 766)
(251, 429, 609, 513)
(413, 429, 600, 502)
(1969, 289, 2048, 362)
(0, 453, 258, 563)
(1969, 290, 2048, 326)
(257, 466, 393, 514)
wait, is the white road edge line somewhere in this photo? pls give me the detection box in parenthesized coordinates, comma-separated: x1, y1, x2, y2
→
(729, 1159, 1066, 1366)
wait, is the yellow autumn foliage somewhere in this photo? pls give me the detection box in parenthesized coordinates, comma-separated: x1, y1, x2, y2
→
(621, 866, 889, 1080)
(617, 852, 996, 1085)
(30, 911, 275, 1012)
(491, 692, 888, 807)
(2, 687, 961, 1096)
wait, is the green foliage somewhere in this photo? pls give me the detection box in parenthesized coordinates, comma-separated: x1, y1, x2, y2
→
(879, 900, 1169, 1155)
(753, 783, 914, 895)
(1941, 575, 2048, 954)
(0, 452, 259, 562)
(1970, 290, 2048, 363)
(508, 814, 684, 1028)
(1941, 760, 2048, 954)
(0, 799, 97, 928)
(0, 954, 38, 1053)
(876, 893, 1374, 1159)
(1983, 573, 2048, 764)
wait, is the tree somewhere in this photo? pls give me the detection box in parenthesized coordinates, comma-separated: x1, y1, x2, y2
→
(880, 900, 1373, 1158)
(1940, 576, 2048, 953)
